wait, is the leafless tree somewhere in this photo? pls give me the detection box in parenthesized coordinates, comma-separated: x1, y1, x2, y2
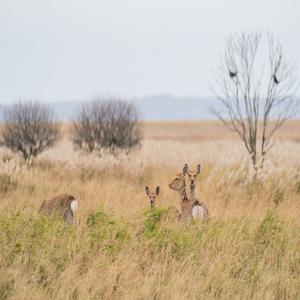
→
(71, 103, 96, 153)
(0, 101, 60, 161)
(211, 32, 299, 175)
(71, 98, 142, 154)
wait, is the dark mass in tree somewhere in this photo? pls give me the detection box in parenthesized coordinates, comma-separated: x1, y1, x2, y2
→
(229, 71, 237, 78)
(273, 74, 279, 84)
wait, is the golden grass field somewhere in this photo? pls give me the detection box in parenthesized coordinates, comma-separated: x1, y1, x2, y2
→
(0, 121, 299, 299)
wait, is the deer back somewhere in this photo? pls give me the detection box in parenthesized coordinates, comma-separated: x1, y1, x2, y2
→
(39, 194, 76, 215)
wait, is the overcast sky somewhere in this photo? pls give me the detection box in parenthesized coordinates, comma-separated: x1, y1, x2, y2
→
(0, 0, 299, 103)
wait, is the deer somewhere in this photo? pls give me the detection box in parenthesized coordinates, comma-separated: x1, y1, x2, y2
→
(146, 186, 181, 222)
(39, 194, 78, 224)
(168, 165, 192, 221)
(184, 163, 209, 221)
(145, 186, 160, 208)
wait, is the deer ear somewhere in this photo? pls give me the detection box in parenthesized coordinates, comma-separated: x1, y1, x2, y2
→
(183, 163, 188, 175)
(145, 186, 149, 195)
(156, 186, 160, 195)
(196, 164, 201, 175)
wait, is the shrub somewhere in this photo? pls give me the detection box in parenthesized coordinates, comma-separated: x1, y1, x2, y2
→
(87, 211, 129, 253)
(71, 98, 142, 154)
(0, 101, 60, 161)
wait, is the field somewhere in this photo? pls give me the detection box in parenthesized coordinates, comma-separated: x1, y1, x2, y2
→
(0, 121, 300, 299)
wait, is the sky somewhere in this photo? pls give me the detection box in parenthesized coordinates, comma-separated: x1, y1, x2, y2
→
(0, 0, 299, 103)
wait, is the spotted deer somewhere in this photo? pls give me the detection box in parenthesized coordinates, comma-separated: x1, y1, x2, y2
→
(145, 186, 160, 208)
(168, 165, 192, 221)
(39, 194, 78, 224)
(184, 163, 209, 221)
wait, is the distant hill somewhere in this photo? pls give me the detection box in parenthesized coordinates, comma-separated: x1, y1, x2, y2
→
(50, 95, 215, 121)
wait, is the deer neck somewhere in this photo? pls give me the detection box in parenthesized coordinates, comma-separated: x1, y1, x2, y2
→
(178, 187, 188, 208)
(190, 183, 196, 199)
(178, 186, 187, 200)
(178, 186, 193, 220)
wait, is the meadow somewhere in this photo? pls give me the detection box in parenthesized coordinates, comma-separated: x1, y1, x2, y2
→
(0, 121, 299, 299)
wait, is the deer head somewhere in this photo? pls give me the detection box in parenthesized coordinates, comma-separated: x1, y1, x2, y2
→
(185, 163, 201, 186)
(145, 186, 160, 208)
(168, 165, 187, 191)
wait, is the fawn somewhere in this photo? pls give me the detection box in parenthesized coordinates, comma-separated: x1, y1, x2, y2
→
(39, 194, 78, 224)
(145, 186, 160, 208)
(168, 165, 192, 221)
(146, 186, 180, 221)
(184, 163, 209, 221)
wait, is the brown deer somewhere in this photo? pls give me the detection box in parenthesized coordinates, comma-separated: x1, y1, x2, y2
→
(185, 163, 209, 221)
(168, 165, 192, 221)
(185, 163, 201, 200)
(146, 186, 180, 221)
(145, 186, 160, 208)
(39, 194, 78, 224)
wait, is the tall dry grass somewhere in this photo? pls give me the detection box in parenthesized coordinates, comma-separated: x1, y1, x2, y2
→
(0, 121, 299, 299)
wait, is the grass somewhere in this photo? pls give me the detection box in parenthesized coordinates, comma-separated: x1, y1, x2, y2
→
(0, 210, 299, 299)
(0, 121, 299, 299)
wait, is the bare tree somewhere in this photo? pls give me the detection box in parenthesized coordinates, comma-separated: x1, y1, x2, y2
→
(71, 98, 142, 154)
(212, 32, 298, 175)
(0, 101, 60, 161)
(71, 103, 96, 153)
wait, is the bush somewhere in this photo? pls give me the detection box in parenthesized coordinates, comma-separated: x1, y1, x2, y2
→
(87, 211, 129, 253)
(0, 102, 60, 161)
(71, 98, 142, 154)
